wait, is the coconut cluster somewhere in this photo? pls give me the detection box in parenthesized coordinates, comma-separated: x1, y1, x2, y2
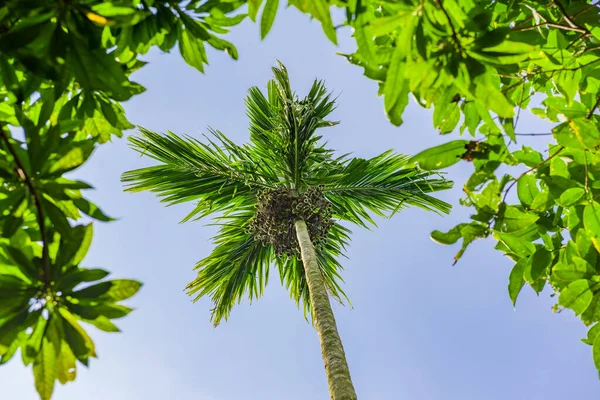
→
(247, 186, 333, 257)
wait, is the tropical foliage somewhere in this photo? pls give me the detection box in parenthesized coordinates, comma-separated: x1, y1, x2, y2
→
(4, 0, 600, 397)
(378, 0, 600, 376)
(121, 63, 452, 399)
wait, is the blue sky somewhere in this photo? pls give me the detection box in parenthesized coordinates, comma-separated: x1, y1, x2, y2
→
(3, 6, 599, 400)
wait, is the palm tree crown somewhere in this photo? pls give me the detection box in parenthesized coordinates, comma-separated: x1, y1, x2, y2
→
(122, 63, 453, 326)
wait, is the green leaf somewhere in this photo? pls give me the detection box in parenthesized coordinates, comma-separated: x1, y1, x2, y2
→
(73, 198, 114, 222)
(495, 206, 539, 233)
(65, 302, 101, 320)
(4, 246, 38, 281)
(508, 258, 527, 307)
(93, 303, 133, 319)
(304, 0, 337, 44)
(58, 308, 96, 364)
(593, 330, 600, 371)
(494, 232, 535, 258)
(23, 314, 48, 365)
(83, 316, 120, 333)
(452, 223, 488, 263)
(529, 247, 552, 282)
(179, 12, 210, 40)
(570, 118, 600, 150)
(82, 115, 120, 143)
(558, 279, 595, 315)
(100, 279, 143, 302)
(559, 188, 585, 207)
(0, 333, 21, 365)
(517, 174, 539, 208)
(56, 341, 77, 384)
(69, 281, 112, 298)
(68, 38, 130, 99)
(56, 224, 93, 268)
(384, 16, 415, 126)
(553, 260, 595, 281)
(58, 268, 110, 293)
(409, 140, 469, 170)
(48, 144, 94, 175)
(260, 0, 279, 39)
(92, 2, 138, 17)
(584, 201, 600, 233)
(42, 198, 71, 237)
(178, 29, 207, 73)
(248, 0, 264, 21)
(530, 191, 554, 212)
(72, 226, 94, 266)
(33, 337, 57, 400)
(430, 223, 468, 245)
(584, 323, 600, 345)
(206, 36, 239, 60)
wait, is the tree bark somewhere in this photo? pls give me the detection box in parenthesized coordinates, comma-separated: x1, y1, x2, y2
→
(294, 218, 357, 400)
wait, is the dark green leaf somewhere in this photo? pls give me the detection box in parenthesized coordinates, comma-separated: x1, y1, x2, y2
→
(508, 258, 527, 307)
(73, 198, 114, 222)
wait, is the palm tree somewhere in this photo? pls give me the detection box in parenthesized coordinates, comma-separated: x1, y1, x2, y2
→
(121, 63, 452, 399)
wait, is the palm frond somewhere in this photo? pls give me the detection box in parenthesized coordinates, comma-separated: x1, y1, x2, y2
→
(246, 61, 338, 188)
(316, 150, 453, 227)
(186, 208, 273, 326)
(121, 127, 273, 221)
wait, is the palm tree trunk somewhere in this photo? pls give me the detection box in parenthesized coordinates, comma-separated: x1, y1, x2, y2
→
(294, 218, 357, 400)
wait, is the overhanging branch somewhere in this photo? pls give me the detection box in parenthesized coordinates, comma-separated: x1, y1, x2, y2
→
(0, 125, 50, 287)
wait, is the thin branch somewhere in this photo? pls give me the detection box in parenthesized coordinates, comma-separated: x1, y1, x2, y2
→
(509, 81, 528, 145)
(578, 44, 600, 55)
(0, 125, 50, 287)
(584, 150, 591, 200)
(567, 32, 590, 50)
(435, 0, 462, 50)
(587, 95, 600, 118)
(572, 1, 600, 19)
(513, 132, 554, 136)
(553, 0, 588, 31)
(502, 146, 565, 204)
(512, 16, 535, 30)
(512, 22, 588, 34)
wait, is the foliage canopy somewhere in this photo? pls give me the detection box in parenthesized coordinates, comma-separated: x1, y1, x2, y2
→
(3, 0, 600, 397)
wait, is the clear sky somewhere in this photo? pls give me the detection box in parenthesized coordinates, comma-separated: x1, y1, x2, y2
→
(3, 6, 599, 400)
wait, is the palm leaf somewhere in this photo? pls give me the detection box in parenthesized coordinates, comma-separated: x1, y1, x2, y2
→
(186, 208, 273, 326)
(316, 150, 453, 227)
(122, 127, 272, 221)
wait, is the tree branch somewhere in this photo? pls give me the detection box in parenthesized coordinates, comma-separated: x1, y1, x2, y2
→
(513, 132, 553, 136)
(0, 126, 50, 287)
(512, 22, 589, 34)
(553, 0, 588, 32)
(435, 0, 462, 51)
(587, 95, 600, 118)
